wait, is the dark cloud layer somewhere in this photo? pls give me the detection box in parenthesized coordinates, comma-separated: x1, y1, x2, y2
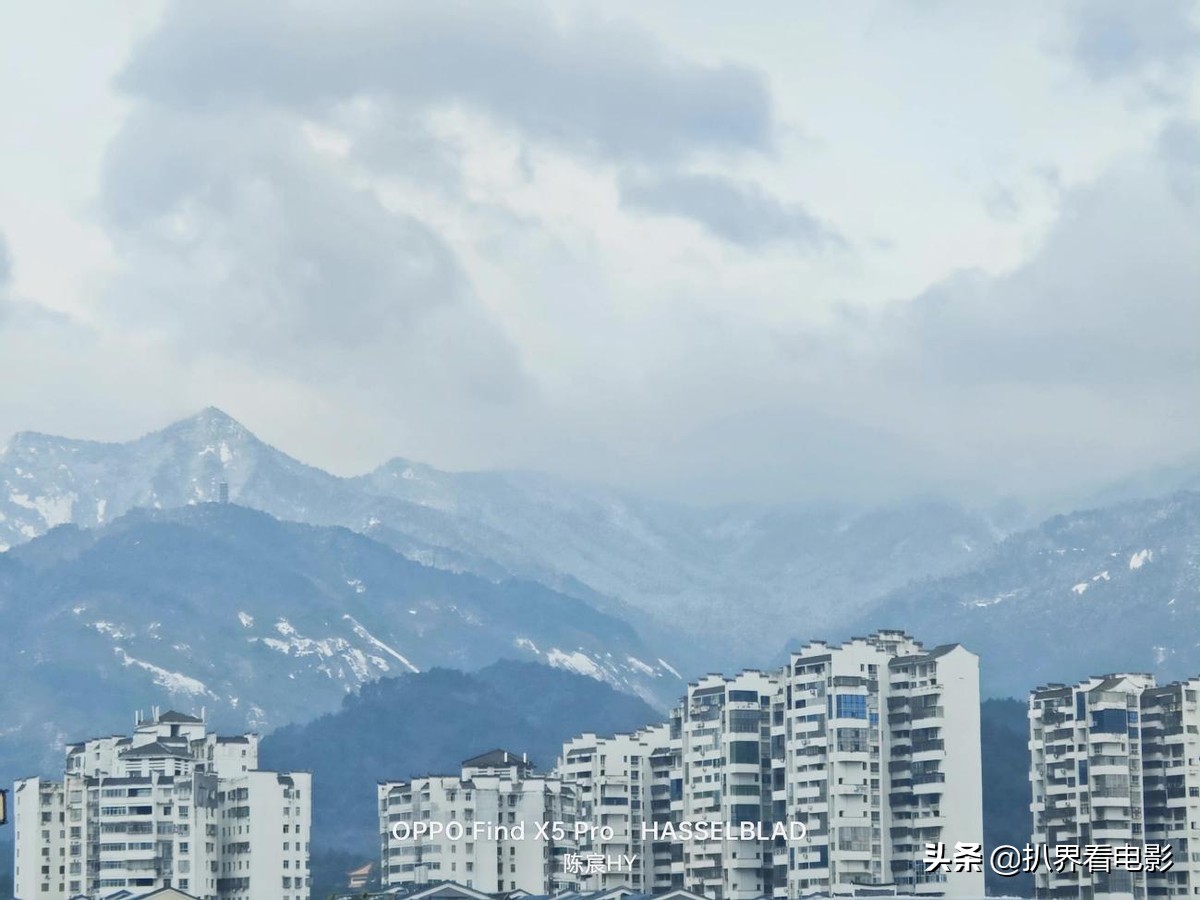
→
(619, 171, 843, 249)
(881, 150, 1200, 390)
(117, 0, 773, 164)
(11, 1, 1190, 503)
(99, 108, 529, 407)
(1069, 0, 1200, 86)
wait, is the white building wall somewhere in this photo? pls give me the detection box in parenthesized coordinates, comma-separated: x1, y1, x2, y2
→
(888, 644, 984, 898)
(1030, 674, 1153, 900)
(556, 727, 665, 892)
(378, 758, 577, 895)
(1142, 679, 1200, 900)
(12, 712, 307, 900)
(680, 671, 778, 900)
(216, 770, 309, 900)
(12, 777, 66, 900)
(776, 638, 893, 898)
(1027, 672, 1200, 900)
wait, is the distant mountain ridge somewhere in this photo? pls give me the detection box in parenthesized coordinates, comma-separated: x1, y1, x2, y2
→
(839, 490, 1200, 698)
(6, 408, 1199, 723)
(0, 502, 678, 786)
(0, 407, 1004, 660)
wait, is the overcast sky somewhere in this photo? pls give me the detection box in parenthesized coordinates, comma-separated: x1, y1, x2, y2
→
(1, 1, 1197, 504)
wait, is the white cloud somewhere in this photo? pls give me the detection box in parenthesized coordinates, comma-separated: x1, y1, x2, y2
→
(0, 1, 1196, 502)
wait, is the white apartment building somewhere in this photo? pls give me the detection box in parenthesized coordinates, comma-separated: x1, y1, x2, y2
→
(378, 749, 578, 895)
(884, 640, 983, 897)
(678, 672, 778, 900)
(1029, 673, 1200, 900)
(773, 633, 983, 899)
(557, 725, 671, 893)
(647, 729, 684, 893)
(368, 632, 981, 900)
(549, 631, 984, 900)
(12, 778, 67, 900)
(12, 709, 311, 900)
(1140, 679, 1200, 900)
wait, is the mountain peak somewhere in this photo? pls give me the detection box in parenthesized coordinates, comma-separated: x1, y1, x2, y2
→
(189, 406, 247, 431)
(155, 406, 257, 446)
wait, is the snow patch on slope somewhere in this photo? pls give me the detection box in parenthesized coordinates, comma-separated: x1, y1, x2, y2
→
(9, 490, 76, 527)
(113, 647, 214, 697)
(626, 656, 657, 676)
(547, 648, 605, 680)
(657, 658, 682, 679)
(92, 621, 132, 640)
(342, 615, 419, 673)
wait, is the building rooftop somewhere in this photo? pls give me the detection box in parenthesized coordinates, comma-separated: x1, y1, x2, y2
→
(461, 749, 533, 770)
(152, 710, 204, 725)
(119, 741, 194, 760)
(888, 644, 961, 666)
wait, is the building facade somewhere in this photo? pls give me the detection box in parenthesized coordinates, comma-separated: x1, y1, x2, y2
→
(679, 671, 778, 900)
(1029, 674, 1200, 900)
(558, 726, 672, 893)
(378, 750, 578, 895)
(772, 633, 983, 899)
(551, 632, 984, 900)
(12, 709, 311, 900)
(369, 632, 982, 900)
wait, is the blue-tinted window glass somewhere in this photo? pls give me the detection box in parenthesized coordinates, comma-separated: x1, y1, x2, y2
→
(1091, 708, 1126, 734)
(836, 695, 868, 719)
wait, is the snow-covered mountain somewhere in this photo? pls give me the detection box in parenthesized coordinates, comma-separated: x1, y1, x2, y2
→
(0, 502, 679, 782)
(0, 408, 1000, 659)
(840, 491, 1200, 698)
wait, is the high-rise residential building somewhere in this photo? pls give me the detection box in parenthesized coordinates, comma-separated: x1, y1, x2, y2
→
(11, 709, 311, 900)
(364, 632, 981, 900)
(1139, 678, 1200, 900)
(679, 671, 779, 900)
(553, 632, 984, 900)
(557, 725, 671, 893)
(12, 778, 67, 900)
(377, 749, 578, 895)
(1029, 673, 1200, 900)
(773, 633, 983, 899)
(648, 726, 684, 893)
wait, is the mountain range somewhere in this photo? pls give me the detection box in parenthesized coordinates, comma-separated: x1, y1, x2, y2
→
(0, 407, 1003, 663)
(843, 489, 1200, 697)
(0, 501, 677, 785)
(3, 407, 1200, 784)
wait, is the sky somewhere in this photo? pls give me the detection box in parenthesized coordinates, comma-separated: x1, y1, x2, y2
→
(0, 1, 1197, 505)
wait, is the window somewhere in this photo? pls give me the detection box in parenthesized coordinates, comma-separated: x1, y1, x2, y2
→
(1091, 709, 1127, 734)
(729, 741, 758, 765)
(836, 695, 868, 720)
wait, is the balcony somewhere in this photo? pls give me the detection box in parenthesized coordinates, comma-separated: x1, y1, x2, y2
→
(910, 707, 944, 722)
